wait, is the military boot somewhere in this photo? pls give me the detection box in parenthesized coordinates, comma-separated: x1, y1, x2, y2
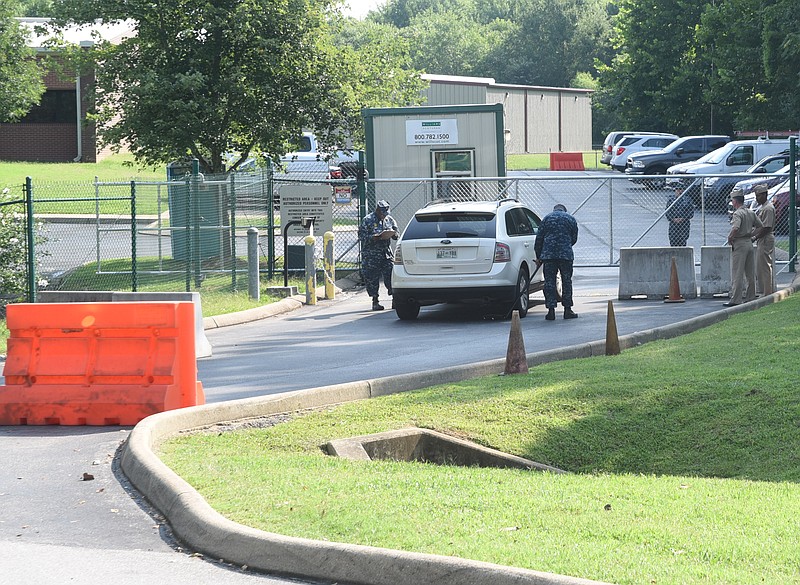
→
(372, 296, 384, 311)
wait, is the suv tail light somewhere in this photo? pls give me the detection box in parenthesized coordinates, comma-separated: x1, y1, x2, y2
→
(328, 167, 343, 179)
(616, 146, 626, 156)
(493, 242, 511, 262)
(394, 245, 403, 265)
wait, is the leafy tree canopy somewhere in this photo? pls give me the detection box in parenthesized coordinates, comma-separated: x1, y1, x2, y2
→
(47, 0, 424, 173)
(0, 0, 46, 121)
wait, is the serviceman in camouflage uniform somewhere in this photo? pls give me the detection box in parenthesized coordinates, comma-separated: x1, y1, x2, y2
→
(358, 199, 398, 311)
(665, 184, 694, 246)
(534, 203, 579, 321)
(725, 189, 762, 306)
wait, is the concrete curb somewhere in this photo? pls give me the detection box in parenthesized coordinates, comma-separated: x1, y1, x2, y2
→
(120, 276, 800, 585)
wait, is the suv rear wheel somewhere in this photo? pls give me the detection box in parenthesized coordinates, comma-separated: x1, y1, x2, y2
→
(512, 268, 530, 318)
(395, 300, 420, 321)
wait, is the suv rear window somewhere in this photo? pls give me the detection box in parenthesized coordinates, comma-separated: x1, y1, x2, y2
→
(402, 212, 497, 240)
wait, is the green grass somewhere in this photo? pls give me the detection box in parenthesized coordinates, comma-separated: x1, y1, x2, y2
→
(0, 153, 164, 190)
(160, 294, 800, 585)
(507, 151, 603, 171)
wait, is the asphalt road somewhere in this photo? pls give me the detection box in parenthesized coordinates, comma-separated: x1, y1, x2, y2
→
(2, 267, 797, 585)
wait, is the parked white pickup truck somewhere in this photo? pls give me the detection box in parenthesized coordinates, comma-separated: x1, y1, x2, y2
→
(278, 131, 358, 175)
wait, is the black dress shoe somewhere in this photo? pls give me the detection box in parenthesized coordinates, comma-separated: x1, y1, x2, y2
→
(722, 302, 739, 307)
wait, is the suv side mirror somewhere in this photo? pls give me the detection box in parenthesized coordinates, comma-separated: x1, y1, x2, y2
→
(675, 148, 684, 156)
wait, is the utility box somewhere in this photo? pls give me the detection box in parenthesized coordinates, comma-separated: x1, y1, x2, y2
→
(167, 161, 226, 261)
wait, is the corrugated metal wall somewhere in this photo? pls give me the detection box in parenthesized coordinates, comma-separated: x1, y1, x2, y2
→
(524, 91, 560, 154)
(559, 93, 593, 151)
(426, 79, 593, 154)
(426, 83, 488, 107)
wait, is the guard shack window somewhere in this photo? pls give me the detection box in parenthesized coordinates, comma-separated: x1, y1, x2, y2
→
(432, 150, 475, 201)
(19, 90, 77, 123)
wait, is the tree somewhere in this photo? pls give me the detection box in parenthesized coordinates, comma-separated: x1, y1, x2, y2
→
(597, 0, 715, 136)
(699, 0, 800, 133)
(0, 0, 45, 122)
(17, 0, 52, 16)
(48, 0, 423, 173)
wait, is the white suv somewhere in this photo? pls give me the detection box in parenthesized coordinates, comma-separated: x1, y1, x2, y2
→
(391, 199, 545, 320)
(609, 134, 677, 171)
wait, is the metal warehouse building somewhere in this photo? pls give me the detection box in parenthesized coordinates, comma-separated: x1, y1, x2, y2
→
(422, 74, 593, 155)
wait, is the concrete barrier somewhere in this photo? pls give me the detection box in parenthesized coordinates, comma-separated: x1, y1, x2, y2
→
(699, 246, 731, 298)
(37, 291, 212, 358)
(618, 247, 696, 300)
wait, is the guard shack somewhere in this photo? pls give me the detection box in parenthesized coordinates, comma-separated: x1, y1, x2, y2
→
(363, 103, 507, 229)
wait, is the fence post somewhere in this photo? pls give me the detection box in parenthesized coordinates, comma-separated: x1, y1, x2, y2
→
(608, 177, 614, 265)
(248, 227, 260, 300)
(130, 181, 138, 291)
(324, 230, 335, 299)
(305, 234, 316, 305)
(25, 177, 36, 303)
(267, 165, 275, 279)
(790, 136, 796, 273)
(184, 175, 192, 292)
(191, 160, 202, 288)
(230, 173, 237, 291)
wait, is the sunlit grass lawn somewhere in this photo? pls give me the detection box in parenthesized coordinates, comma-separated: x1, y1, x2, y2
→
(0, 153, 164, 189)
(161, 294, 800, 585)
(507, 151, 604, 171)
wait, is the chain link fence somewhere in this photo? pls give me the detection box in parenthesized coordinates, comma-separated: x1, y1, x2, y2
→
(371, 170, 799, 268)
(0, 183, 32, 312)
(7, 167, 797, 298)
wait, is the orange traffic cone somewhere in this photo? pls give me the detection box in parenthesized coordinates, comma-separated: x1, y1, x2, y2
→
(504, 310, 529, 375)
(605, 300, 620, 356)
(664, 256, 685, 303)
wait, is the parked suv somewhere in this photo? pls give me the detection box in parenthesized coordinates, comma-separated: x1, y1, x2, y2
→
(391, 199, 545, 320)
(600, 131, 674, 166)
(625, 135, 730, 187)
(609, 134, 678, 171)
(700, 150, 794, 209)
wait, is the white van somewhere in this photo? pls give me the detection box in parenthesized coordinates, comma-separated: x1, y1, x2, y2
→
(667, 138, 793, 177)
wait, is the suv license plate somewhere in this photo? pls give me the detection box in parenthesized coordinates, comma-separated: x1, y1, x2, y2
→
(437, 248, 457, 259)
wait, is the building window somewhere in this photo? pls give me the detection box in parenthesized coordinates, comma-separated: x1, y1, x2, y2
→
(19, 90, 77, 123)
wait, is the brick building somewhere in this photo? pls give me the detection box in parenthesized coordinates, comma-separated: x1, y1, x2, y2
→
(0, 18, 133, 163)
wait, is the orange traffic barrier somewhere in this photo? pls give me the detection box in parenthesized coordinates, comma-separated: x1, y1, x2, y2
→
(549, 152, 585, 171)
(0, 302, 205, 426)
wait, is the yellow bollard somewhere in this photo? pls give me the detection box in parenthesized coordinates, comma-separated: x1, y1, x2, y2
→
(324, 231, 335, 300)
(304, 234, 316, 306)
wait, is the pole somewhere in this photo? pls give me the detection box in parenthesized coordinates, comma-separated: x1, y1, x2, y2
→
(131, 180, 137, 292)
(324, 230, 335, 299)
(305, 234, 316, 306)
(789, 137, 796, 273)
(24, 177, 36, 302)
(247, 227, 260, 300)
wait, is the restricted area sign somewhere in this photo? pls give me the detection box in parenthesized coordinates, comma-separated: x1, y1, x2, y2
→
(279, 184, 333, 236)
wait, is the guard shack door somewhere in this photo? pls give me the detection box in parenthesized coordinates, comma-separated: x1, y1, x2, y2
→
(432, 149, 475, 200)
